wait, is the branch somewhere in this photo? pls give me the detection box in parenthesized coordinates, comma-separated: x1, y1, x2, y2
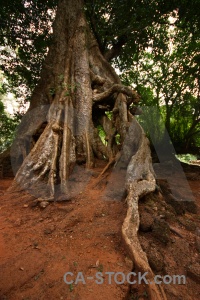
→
(186, 128, 200, 140)
(186, 117, 200, 136)
(104, 35, 127, 61)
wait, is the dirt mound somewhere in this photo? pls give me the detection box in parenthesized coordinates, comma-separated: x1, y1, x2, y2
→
(0, 162, 200, 300)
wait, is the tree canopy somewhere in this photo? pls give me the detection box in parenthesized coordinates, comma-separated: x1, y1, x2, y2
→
(1, 0, 199, 87)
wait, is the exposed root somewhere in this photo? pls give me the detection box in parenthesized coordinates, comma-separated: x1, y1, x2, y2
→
(92, 83, 139, 103)
(97, 157, 115, 178)
(37, 197, 55, 202)
(169, 225, 184, 238)
(90, 159, 115, 189)
(94, 150, 122, 186)
(121, 121, 167, 300)
(90, 70, 107, 85)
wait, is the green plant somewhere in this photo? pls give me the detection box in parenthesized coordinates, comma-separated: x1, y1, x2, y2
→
(0, 100, 21, 153)
(69, 283, 74, 292)
(97, 263, 103, 272)
(97, 125, 106, 145)
(176, 153, 197, 164)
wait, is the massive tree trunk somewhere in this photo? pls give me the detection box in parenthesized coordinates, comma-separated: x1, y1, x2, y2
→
(10, 0, 139, 198)
(10, 0, 166, 299)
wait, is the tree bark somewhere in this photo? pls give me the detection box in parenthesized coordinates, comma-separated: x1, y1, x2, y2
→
(10, 1, 167, 299)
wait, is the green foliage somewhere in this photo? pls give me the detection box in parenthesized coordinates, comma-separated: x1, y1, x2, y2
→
(85, 0, 177, 69)
(0, 0, 57, 98)
(69, 283, 74, 292)
(97, 125, 107, 145)
(0, 99, 20, 153)
(115, 133, 120, 145)
(136, 104, 166, 146)
(176, 153, 197, 164)
(105, 111, 112, 120)
(122, 10, 200, 151)
(2, 0, 195, 97)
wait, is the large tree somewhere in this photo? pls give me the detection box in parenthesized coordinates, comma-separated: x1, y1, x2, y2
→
(6, 0, 194, 299)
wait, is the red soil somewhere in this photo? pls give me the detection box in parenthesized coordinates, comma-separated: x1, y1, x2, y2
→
(0, 162, 199, 300)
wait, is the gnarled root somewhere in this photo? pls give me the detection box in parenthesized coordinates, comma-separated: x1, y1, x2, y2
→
(121, 121, 167, 300)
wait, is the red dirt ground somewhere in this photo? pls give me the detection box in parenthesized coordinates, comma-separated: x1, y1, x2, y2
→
(0, 161, 199, 300)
